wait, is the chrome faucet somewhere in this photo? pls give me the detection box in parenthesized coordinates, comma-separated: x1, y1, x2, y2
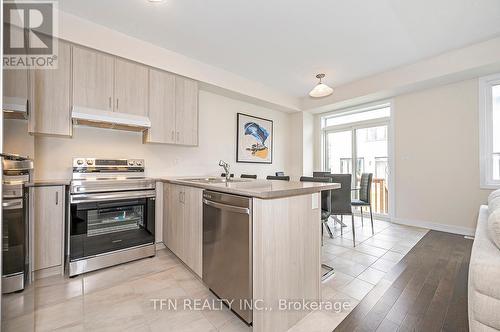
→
(219, 160, 231, 181)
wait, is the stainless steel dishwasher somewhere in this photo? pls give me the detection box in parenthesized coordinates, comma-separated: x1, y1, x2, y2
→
(202, 190, 252, 324)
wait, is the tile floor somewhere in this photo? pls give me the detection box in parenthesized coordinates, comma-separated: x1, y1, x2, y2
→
(1, 216, 427, 332)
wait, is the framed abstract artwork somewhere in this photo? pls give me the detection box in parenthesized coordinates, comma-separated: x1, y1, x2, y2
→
(236, 113, 273, 164)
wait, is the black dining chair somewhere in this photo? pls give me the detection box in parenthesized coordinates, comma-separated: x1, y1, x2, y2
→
(352, 173, 374, 235)
(326, 174, 357, 246)
(240, 174, 257, 179)
(313, 171, 331, 177)
(275, 171, 285, 176)
(266, 175, 290, 181)
(300, 176, 335, 279)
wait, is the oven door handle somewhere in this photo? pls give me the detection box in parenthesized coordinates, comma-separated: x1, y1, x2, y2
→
(71, 190, 156, 204)
(2, 198, 23, 210)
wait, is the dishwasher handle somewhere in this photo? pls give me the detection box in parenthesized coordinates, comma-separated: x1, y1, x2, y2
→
(203, 199, 250, 215)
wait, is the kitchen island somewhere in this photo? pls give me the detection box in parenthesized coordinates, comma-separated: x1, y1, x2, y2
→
(160, 177, 340, 332)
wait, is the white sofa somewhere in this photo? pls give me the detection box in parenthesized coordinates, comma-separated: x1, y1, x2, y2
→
(469, 192, 500, 331)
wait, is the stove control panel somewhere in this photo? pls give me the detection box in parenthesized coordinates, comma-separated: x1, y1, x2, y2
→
(72, 158, 145, 169)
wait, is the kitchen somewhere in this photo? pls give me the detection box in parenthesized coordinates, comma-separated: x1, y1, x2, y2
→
(1, 5, 337, 332)
(3, 1, 500, 332)
(3, 91, 336, 332)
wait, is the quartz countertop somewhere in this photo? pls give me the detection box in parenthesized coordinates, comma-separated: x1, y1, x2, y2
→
(161, 177, 340, 199)
(25, 179, 71, 187)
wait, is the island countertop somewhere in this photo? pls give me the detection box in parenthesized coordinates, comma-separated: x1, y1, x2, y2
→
(160, 177, 341, 199)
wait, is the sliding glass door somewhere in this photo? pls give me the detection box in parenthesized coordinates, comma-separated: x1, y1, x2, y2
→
(355, 125, 389, 214)
(323, 106, 391, 216)
(325, 130, 352, 174)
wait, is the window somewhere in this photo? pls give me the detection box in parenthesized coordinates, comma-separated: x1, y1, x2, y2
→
(366, 126, 387, 142)
(322, 106, 390, 128)
(340, 158, 351, 174)
(479, 73, 500, 188)
(375, 157, 388, 178)
(340, 157, 364, 175)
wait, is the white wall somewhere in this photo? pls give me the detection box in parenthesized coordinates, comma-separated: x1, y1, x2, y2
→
(288, 112, 304, 179)
(3, 119, 34, 158)
(302, 112, 314, 176)
(288, 112, 315, 179)
(392, 79, 490, 234)
(5, 91, 293, 180)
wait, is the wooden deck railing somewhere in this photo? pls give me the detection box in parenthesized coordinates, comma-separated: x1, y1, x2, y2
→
(371, 178, 388, 214)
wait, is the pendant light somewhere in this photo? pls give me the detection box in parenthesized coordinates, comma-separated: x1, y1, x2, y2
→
(309, 73, 333, 98)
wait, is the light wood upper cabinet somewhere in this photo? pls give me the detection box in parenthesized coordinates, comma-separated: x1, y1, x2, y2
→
(3, 24, 29, 111)
(175, 76, 199, 146)
(163, 183, 202, 277)
(145, 69, 176, 143)
(114, 58, 149, 116)
(145, 72, 198, 145)
(33, 186, 65, 271)
(29, 41, 72, 136)
(3, 68, 28, 106)
(29, 41, 199, 142)
(72, 46, 114, 111)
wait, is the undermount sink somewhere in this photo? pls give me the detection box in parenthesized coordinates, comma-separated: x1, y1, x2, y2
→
(181, 177, 250, 184)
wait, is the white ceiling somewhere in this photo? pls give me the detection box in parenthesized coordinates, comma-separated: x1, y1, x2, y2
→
(59, 0, 500, 98)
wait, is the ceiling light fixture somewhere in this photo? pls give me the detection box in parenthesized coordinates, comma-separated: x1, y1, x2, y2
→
(148, 0, 164, 2)
(309, 73, 333, 98)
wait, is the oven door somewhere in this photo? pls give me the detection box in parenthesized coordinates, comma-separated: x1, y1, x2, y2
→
(69, 190, 155, 261)
(2, 197, 26, 276)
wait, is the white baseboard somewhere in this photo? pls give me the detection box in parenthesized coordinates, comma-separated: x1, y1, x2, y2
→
(391, 217, 475, 236)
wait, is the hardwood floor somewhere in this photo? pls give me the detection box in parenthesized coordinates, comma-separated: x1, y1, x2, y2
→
(334, 230, 473, 332)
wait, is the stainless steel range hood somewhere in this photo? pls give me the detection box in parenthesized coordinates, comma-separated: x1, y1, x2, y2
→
(3, 97, 28, 119)
(72, 106, 151, 132)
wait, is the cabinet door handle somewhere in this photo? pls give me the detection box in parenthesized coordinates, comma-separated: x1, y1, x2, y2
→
(108, 97, 111, 109)
(116, 98, 119, 110)
(176, 131, 180, 142)
(171, 131, 175, 141)
(56, 191, 59, 205)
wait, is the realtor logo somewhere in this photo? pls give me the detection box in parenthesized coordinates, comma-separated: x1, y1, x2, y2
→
(3, 0, 58, 69)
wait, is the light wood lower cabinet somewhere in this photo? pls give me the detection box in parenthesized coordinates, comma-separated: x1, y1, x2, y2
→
(252, 194, 321, 332)
(164, 184, 184, 259)
(182, 186, 203, 276)
(33, 186, 65, 272)
(163, 183, 202, 277)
